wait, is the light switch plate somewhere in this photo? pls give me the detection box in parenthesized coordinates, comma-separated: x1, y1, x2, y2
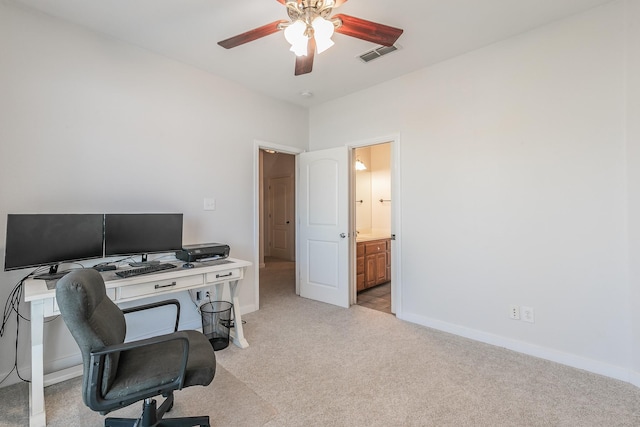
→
(203, 198, 216, 211)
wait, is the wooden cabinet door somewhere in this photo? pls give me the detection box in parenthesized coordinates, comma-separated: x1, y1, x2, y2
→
(365, 255, 377, 288)
(375, 252, 387, 284)
(356, 246, 365, 291)
(358, 238, 391, 290)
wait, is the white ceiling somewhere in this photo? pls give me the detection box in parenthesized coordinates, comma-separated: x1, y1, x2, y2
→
(9, 0, 614, 107)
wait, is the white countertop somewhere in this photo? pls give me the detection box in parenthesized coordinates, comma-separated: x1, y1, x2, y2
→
(356, 234, 391, 243)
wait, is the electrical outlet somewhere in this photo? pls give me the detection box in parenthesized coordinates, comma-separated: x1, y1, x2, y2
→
(509, 305, 520, 320)
(522, 306, 535, 323)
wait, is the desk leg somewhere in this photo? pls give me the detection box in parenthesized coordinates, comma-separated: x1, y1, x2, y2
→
(29, 300, 46, 427)
(228, 279, 249, 349)
(212, 281, 249, 349)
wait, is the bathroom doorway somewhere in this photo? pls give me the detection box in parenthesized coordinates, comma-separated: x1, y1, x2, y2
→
(353, 142, 393, 314)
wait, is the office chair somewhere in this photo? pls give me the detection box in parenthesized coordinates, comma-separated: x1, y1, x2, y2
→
(56, 269, 216, 427)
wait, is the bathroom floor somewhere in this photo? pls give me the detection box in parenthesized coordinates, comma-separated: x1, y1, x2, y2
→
(356, 282, 391, 314)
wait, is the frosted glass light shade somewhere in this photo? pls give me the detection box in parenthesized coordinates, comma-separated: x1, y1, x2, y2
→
(285, 20, 308, 56)
(312, 17, 335, 54)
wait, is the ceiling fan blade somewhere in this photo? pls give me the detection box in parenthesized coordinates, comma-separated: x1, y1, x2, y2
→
(295, 37, 316, 76)
(277, 0, 346, 6)
(333, 14, 403, 47)
(218, 20, 288, 49)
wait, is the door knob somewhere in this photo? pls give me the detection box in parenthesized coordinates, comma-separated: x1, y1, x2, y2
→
(340, 233, 346, 238)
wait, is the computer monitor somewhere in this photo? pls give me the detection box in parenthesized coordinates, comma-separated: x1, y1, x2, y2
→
(4, 214, 105, 273)
(104, 213, 183, 261)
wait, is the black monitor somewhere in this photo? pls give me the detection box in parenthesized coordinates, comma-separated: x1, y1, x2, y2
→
(104, 213, 183, 261)
(4, 214, 105, 274)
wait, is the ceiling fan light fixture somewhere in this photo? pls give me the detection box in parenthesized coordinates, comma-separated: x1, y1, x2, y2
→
(218, 0, 404, 76)
(285, 20, 309, 56)
(312, 16, 335, 54)
(290, 38, 309, 56)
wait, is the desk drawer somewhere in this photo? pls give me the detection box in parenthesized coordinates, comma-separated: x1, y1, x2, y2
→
(206, 268, 241, 283)
(119, 275, 203, 299)
(49, 288, 116, 316)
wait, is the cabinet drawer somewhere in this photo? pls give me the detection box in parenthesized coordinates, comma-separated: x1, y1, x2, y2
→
(365, 241, 386, 254)
(119, 275, 203, 299)
(206, 268, 241, 283)
(357, 243, 365, 257)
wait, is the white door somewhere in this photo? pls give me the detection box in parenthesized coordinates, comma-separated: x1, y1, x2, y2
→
(268, 176, 295, 260)
(298, 146, 350, 308)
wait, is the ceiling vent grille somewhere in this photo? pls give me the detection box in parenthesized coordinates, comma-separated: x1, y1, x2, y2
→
(358, 44, 399, 63)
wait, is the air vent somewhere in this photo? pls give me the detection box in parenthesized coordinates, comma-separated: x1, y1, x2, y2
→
(358, 44, 400, 63)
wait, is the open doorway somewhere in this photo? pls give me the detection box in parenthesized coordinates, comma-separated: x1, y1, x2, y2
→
(254, 139, 399, 315)
(255, 143, 301, 309)
(353, 142, 393, 314)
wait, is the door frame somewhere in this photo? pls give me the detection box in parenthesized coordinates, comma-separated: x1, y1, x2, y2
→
(347, 134, 402, 316)
(253, 140, 304, 309)
(253, 135, 401, 315)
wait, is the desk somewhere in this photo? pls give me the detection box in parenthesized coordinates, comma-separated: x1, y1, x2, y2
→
(23, 257, 251, 427)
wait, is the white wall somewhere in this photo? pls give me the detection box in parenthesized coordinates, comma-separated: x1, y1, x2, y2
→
(0, 3, 307, 386)
(370, 143, 391, 235)
(627, 0, 640, 380)
(354, 144, 392, 236)
(311, 1, 635, 381)
(355, 147, 372, 232)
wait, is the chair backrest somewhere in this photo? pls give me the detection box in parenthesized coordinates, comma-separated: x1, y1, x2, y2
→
(56, 269, 126, 403)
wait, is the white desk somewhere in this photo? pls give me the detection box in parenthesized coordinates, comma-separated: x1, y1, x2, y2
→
(23, 257, 251, 427)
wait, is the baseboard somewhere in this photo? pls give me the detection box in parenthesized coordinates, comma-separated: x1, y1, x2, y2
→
(239, 303, 257, 315)
(399, 311, 634, 385)
(629, 370, 640, 388)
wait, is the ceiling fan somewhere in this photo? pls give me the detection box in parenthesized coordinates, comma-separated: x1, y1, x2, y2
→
(218, 0, 404, 76)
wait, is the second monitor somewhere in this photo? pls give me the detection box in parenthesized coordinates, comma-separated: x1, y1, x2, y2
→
(104, 213, 183, 263)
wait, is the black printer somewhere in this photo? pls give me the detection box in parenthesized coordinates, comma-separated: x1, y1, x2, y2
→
(175, 243, 230, 262)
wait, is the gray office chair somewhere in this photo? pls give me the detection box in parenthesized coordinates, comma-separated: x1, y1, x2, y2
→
(56, 269, 216, 427)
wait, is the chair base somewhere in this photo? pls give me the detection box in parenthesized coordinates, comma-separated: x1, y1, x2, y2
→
(105, 396, 210, 427)
(105, 417, 210, 427)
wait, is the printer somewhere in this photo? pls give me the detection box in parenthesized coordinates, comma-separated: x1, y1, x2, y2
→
(175, 243, 230, 262)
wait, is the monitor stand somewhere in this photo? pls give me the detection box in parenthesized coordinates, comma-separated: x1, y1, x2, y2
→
(33, 264, 69, 281)
(128, 254, 160, 267)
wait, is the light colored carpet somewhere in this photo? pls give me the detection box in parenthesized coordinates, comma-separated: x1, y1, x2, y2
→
(0, 365, 276, 427)
(1, 257, 640, 426)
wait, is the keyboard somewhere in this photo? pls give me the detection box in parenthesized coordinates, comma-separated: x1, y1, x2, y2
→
(115, 263, 177, 278)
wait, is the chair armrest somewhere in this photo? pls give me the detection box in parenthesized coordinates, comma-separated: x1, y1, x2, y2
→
(91, 330, 189, 359)
(122, 299, 180, 332)
(87, 331, 190, 413)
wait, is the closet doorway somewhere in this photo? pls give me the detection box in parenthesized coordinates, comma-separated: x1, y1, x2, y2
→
(255, 142, 302, 310)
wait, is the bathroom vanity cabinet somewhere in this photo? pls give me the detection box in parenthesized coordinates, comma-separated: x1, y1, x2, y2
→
(356, 238, 390, 291)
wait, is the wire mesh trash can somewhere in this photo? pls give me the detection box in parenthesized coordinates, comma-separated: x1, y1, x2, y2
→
(200, 301, 233, 351)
